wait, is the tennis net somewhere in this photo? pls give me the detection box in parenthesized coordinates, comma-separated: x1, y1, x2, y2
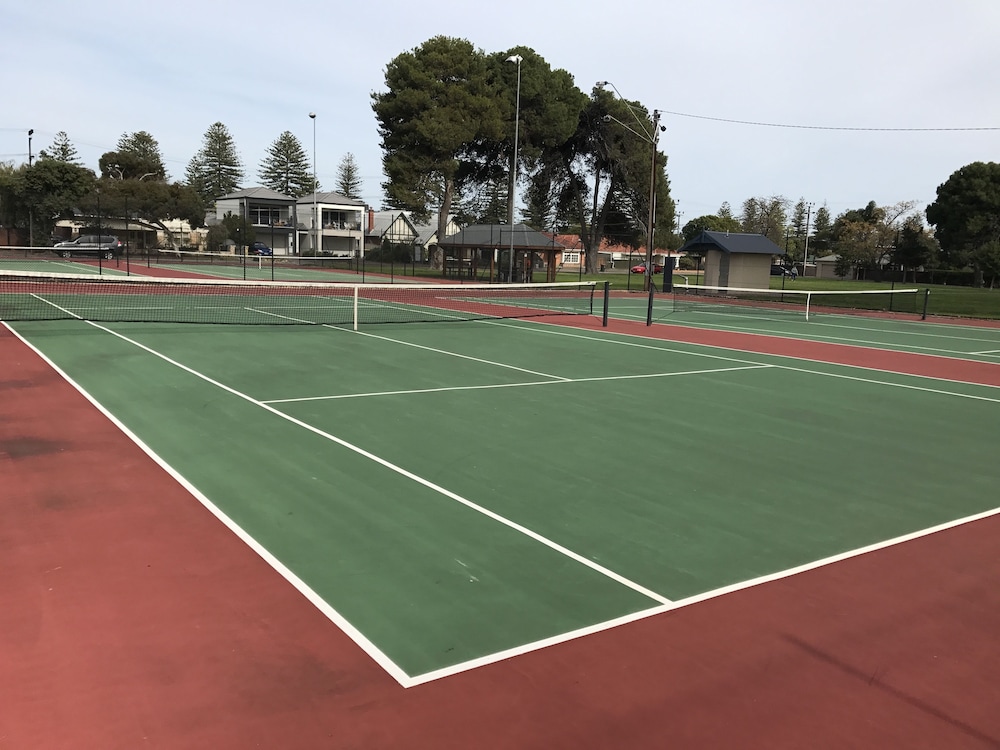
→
(669, 284, 926, 321)
(0, 270, 601, 328)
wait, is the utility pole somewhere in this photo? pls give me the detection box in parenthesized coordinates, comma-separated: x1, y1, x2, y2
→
(803, 202, 814, 275)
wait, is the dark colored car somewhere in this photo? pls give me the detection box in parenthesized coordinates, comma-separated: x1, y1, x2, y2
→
(249, 242, 273, 256)
(54, 234, 123, 259)
(630, 263, 665, 274)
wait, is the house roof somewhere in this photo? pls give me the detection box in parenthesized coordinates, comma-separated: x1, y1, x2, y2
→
(219, 187, 293, 201)
(678, 230, 784, 256)
(366, 211, 419, 240)
(438, 224, 565, 252)
(297, 191, 366, 207)
(405, 212, 461, 247)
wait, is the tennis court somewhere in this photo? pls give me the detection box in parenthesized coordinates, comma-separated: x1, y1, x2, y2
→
(3, 272, 1000, 748)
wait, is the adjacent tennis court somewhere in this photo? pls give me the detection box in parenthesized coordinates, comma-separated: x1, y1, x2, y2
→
(3, 271, 1000, 747)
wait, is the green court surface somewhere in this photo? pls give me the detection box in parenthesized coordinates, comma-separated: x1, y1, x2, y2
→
(8, 314, 1000, 681)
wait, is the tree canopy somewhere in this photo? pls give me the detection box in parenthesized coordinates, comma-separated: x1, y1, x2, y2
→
(186, 122, 244, 203)
(99, 131, 167, 181)
(258, 131, 314, 198)
(926, 161, 1000, 283)
(373, 35, 503, 257)
(335, 153, 363, 200)
(40, 131, 81, 164)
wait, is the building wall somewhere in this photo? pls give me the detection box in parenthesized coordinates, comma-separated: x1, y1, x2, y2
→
(705, 250, 771, 288)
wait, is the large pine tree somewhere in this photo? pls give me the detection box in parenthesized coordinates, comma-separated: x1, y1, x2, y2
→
(258, 131, 315, 197)
(335, 153, 362, 200)
(186, 122, 243, 203)
(41, 131, 81, 164)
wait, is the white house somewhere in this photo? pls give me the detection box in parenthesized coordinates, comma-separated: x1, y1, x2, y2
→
(297, 191, 367, 257)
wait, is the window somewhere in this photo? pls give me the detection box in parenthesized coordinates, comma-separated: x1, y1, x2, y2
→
(562, 251, 580, 265)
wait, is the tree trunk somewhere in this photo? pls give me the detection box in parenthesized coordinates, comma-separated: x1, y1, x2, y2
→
(433, 177, 455, 271)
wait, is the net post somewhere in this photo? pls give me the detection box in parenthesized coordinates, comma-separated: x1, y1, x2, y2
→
(805, 292, 811, 321)
(922, 288, 930, 320)
(353, 286, 360, 331)
(602, 281, 609, 327)
(646, 284, 654, 326)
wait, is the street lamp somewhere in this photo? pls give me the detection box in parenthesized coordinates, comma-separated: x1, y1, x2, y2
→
(28, 129, 34, 248)
(506, 54, 522, 282)
(309, 112, 317, 256)
(597, 82, 663, 292)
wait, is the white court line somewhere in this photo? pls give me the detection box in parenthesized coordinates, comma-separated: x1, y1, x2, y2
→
(4, 321, 413, 686)
(263, 365, 773, 404)
(409, 503, 1000, 685)
(480, 318, 1000, 398)
(614, 307, 1000, 359)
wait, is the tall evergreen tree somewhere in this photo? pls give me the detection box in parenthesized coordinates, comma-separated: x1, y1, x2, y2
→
(335, 153, 363, 200)
(258, 131, 314, 197)
(186, 122, 243, 203)
(373, 36, 503, 266)
(99, 131, 167, 181)
(40, 131, 81, 164)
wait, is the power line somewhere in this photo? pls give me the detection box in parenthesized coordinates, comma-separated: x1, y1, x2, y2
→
(660, 110, 1000, 132)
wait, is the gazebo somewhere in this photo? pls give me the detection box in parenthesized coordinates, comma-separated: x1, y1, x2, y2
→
(437, 224, 566, 282)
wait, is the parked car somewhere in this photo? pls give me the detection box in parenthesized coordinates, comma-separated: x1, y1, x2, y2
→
(630, 263, 664, 274)
(770, 263, 796, 277)
(249, 242, 273, 256)
(54, 235, 123, 259)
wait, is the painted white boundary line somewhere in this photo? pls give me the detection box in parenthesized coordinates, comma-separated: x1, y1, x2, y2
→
(611, 303, 1000, 359)
(493, 317, 1000, 397)
(409, 504, 1000, 685)
(262, 365, 773, 404)
(4, 321, 411, 686)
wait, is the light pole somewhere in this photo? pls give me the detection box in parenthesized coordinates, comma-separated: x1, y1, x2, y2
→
(309, 112, 317, 256)
(597, 82, 663, 292)
(506, 54, 522, 283)
(28, 129, 34, 248)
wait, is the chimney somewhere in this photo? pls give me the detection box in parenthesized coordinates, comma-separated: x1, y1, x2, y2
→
(368, 208, 375, 233)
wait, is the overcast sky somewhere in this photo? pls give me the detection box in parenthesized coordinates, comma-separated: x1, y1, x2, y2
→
(4, 0, 998, 225)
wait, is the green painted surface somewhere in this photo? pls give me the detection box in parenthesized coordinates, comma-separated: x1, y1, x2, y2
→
(10, 317, 1000, 676)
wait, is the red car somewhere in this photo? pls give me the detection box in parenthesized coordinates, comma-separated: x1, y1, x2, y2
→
(630, 263, 664, 274)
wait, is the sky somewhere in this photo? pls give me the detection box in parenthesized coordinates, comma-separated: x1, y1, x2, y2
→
(3, 0, 999, 227)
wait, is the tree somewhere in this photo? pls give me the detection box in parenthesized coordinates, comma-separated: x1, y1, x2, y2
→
(100, 131, 167, 181)
(10, 159, 97, 238)
(335, 153, 363, 200)
(681, 214, 741, 242)
(40, 132, 81, 164)
(810, 204, 833, 255)
(258, 131, 314, 197)
(926, 161, 1000, 286)
(739, 195, 788, 244)
(830, 200, 918, 275)
(539, 86, 673, 273)
(893, 215, 938, 281)
(186, 122, 244, 203)
(373, 36, 503, 267)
